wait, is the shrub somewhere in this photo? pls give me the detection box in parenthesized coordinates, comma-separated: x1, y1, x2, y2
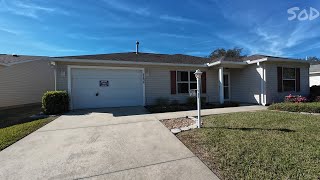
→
(170, 100, 180, 105)
(42, 91, 69, 115)
(186, 97, 206, 106)
(310, 86, 320, 101)
(268, 102, 320, 113)
(311, 86, 320, 97)
(155, 97, 169, 106)
(314, 96, 320, 102)
(284, 94, 308, 103)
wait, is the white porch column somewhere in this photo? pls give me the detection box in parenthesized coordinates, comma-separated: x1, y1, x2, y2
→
(219, 67, 224, 104)
(258, 62, 266, 106)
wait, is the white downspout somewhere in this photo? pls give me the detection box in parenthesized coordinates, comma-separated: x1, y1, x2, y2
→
(219, 67, 224, 104)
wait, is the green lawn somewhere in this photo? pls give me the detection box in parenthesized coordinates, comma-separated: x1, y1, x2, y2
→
(0, 117, 55, 151)
(0, 105, 56, 151)
(177, 111, 320, 179)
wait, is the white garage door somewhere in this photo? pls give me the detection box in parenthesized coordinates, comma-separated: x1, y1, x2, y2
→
(71, 68, 144, 109)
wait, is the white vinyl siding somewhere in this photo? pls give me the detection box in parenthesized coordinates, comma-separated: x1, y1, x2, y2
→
(0, 60, 54, 108)
(55, 62, 217, 105)
(266, 61, 309, 104)
(230, 64, 261, 104)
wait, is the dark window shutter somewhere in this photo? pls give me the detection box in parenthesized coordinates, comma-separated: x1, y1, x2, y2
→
(170, 71, 176, 94)
(296, 68, 300, 92)
(277, 67, 283, 92)
(201, 72, 206, 93)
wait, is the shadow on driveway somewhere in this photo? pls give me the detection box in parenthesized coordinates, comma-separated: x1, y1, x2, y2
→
(66, 106, 150, 117)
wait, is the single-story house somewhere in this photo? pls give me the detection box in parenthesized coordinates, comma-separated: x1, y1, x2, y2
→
(310, 64, 320, 86)
(0, 54, 54, 109)
(51, 47, 310, 110)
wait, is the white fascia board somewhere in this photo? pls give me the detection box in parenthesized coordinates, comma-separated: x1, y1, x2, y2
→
(310, 72, 320, 75)
(207, 60, 247, 67)
(206, 61, 221, 67)
(245, 58, 268, 64)
(53, 58, 208, 67)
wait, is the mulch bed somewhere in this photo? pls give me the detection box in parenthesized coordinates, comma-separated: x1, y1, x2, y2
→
(160, 117, 195, 129)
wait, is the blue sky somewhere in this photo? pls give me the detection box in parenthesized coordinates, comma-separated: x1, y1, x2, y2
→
(0, 0, 320, 58)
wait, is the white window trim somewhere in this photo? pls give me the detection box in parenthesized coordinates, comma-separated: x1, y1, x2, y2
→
(176, 71, 197, 94)
(282, 67, 296, 92)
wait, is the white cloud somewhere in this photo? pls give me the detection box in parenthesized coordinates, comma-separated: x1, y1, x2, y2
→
(159, 14, 198, 23)
(0, 27, 20, 35)
(0, 0, 69, 19)
(102, 0, 150, 16)
(159, 33, 193, 39)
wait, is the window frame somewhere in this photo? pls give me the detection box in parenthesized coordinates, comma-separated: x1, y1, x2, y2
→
(176, 71, 197, 94)
(282, 67, 296, 92)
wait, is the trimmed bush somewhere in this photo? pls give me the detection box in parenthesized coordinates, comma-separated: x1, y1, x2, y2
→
(268, 102, 320, 113)
(42, 91, 69, 115)
(314, 96, 320, 102)
(186, 97, 206, 106)
(310, 86, 320, 101)
(170, 100, 180, 105)
(311, 86, 320, 97)
(155, 97, 169, 106)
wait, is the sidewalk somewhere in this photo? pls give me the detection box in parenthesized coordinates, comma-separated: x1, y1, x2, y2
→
(142, 105, 267, 120)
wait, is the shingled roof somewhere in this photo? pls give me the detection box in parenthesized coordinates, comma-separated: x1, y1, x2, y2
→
(0, 54, 49, 66)
(58, 52, 210, 65)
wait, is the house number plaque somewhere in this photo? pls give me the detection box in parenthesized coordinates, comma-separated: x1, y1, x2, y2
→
(99, 80, 109, 87)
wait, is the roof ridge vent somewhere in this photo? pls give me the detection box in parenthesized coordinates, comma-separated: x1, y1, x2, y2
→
(12, 53, 18, 57)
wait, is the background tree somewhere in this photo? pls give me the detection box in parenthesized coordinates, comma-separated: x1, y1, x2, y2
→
(306, 56, 320, 64)
(209, 47, 246, 59)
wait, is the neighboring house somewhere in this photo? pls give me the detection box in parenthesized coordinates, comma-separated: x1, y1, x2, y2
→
(51, 47, 310, 110)
(310, 64, 320, 86)
(0, 54, 54, 109)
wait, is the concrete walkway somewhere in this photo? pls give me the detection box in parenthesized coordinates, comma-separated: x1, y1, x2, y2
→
(0, 105, 266, 180)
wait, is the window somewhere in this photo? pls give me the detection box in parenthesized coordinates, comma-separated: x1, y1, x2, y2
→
(283, 68, 296, 91)
(177, 71, 196, 93)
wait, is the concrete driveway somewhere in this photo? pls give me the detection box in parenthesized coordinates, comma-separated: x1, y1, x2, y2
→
(0, 107, 219, 180)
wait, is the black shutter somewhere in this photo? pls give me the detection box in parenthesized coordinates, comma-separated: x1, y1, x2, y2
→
(277, 67, 283, 92)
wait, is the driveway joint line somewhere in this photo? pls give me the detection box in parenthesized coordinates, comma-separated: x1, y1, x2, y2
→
(75, 156, 196, 180)
(36, 119, 156, 132)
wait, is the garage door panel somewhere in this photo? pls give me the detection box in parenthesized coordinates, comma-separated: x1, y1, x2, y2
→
(71, 68, 144, 109)
(72, 69, 141, 78)
(72, 79, 142, 89)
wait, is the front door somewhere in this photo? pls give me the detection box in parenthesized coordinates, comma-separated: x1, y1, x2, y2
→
(223, 73, 230, 101)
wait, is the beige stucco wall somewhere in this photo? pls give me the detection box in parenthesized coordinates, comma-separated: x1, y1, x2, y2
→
(265, 61, 310, 104)
(0, 60, 54, 108)
(55, 62, 218, 105)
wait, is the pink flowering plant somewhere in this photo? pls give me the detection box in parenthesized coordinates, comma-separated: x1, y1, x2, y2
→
(284, 94, 308, 103)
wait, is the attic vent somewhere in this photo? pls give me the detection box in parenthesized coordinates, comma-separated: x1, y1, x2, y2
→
(12, 54, 18, 57)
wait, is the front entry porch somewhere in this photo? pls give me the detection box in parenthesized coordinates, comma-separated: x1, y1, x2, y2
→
(210, 61, 267, 105)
